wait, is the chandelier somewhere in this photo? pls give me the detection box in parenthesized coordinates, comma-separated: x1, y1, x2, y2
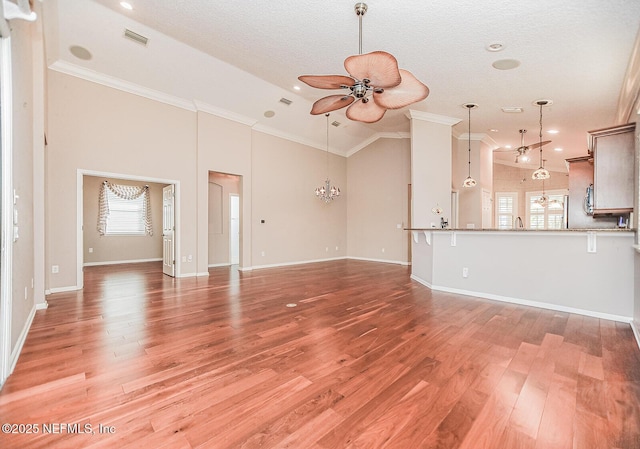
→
(462, 103, 478, 188)
(531, 100, 551, 180)
(315, 114, 340, 202)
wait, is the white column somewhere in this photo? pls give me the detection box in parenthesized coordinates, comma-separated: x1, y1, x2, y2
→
(407, 110, 460, 228)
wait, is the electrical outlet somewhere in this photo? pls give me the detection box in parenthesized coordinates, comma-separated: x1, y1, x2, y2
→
(261, 251, 265, 257)
(382, 248, 385, 253)
(462, 267, 469, 278)
(181, 256, 187, 263)
(51, 265, 59, 274)
(88, 247, 93, 253)
(335, 246, 339, 251)
(326, 247, 329, 252)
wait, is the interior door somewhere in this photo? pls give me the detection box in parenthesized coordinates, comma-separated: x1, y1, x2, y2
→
(162, 185, 175, 277)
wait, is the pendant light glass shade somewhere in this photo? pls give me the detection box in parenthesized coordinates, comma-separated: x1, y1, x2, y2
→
(463, 103, 477, 188)
(315, 114, 340, 203)
(532, 100, 551, 180)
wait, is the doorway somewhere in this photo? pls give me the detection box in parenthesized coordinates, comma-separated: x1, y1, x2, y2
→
(208, 171, 241, 268)
(77, 170, 179, 286)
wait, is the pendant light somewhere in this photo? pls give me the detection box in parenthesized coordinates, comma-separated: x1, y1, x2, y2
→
(463, 103, 478, 188)
(315, 113, 340, 202)
(531, 100, 551, 180)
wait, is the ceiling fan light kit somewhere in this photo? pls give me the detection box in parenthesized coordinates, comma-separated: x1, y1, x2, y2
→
(298, 3, 429, 123)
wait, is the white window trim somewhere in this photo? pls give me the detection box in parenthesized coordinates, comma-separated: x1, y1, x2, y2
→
(495, 192, 518, 229)
(525, 189, 568, 230)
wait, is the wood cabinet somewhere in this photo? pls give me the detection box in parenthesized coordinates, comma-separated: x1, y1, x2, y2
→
(587, 123, 635, 215)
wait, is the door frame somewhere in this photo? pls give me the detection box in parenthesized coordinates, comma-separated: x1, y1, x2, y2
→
(0, 36, 13, 387)
(229, 193, 240, 265)
(76, 169, 180, 286)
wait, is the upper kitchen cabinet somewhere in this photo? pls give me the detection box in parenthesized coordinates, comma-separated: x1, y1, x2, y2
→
(587, 123, 635, 215)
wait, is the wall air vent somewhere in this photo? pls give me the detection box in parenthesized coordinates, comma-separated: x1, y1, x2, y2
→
(124, 29, 149, 46)
(279, 97, 292, 105)
(331, 121, 341, 127)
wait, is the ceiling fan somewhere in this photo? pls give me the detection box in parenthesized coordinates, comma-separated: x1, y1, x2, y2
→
(298, 3, 429, 123)
(494, 129, 551, 163)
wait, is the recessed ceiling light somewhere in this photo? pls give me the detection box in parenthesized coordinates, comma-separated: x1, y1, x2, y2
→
(486, 42, 505, 52)
(69, 45, 92, 60)
(489, 128, 499, 133)
(547, 129, 559, 134)
(554, 147, 563, 152)
(293, 86, 301, 91)
(120, 2, 133, 10)
(505, 145, 512, 149)
(492, 59, 520, 70)
(264, 110, 275, 118)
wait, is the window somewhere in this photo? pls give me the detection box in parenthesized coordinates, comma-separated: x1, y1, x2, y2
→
(526, 189, 567, 230)
(495, 192, 518, 229)
(98, 181, 152, 236)
(104, 189, 146, 235)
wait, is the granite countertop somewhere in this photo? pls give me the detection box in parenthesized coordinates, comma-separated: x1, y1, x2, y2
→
(405, 227, 635, 232)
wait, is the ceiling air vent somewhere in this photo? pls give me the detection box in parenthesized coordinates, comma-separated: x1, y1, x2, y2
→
(331, 121, 341, 127)
(124, 29, 149, 46)
(279, 97, 292, 106)
(501, 107, 523, 113)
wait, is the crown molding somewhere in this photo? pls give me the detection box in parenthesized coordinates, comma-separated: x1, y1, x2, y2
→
(406, 109, 461, 126)
(194, 100, 257, 127)
(345, 132, 410, 157)
(49, 60, 197, 111)
(456, 133, 498, 147)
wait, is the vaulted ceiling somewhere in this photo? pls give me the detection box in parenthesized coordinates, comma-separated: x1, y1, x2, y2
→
(43, 0, 640, 172)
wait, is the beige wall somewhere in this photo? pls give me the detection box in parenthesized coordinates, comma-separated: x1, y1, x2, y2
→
(196, 112, 252, 273)
(47, 70, 197, 289)
(250, 131, 347, 266)
(347, 138, 410, 263)
(82, 176, 165, 265)
(9, 20, 37, 350)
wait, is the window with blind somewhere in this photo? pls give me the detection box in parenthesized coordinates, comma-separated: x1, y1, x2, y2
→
(495, 192, 518, 229)
(526, 190, 567, 230)
(98, 181, 152, 236)
(104, 189, 147, 235)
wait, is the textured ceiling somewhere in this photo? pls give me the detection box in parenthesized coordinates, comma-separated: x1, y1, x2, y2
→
(45, 0, 640, 172)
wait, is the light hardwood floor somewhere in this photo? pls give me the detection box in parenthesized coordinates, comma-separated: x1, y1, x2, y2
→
(1, 260, 639, 448)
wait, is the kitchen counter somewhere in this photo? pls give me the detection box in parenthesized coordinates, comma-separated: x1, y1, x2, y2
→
(409, 228, 634, 322)
(405, 227, 634, 232)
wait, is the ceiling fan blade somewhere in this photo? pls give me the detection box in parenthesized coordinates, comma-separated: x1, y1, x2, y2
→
(298, 75, 355, 90)
(373, 69, 429, 110)
(310, 95, 355, 115)
(344, 51, 402, 88)
(346, 99, 387, 123)
(527, 140, 552, 150)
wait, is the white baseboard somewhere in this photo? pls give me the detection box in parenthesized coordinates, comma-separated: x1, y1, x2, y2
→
(348, 256, 410, 266)
(83, 258, 162, 267)
(8, 305, 36, 376)
(196, 272, 209, 277)
(35, 301, 48, 310)
(46, 285, 81, 295)
(250, 256, 347, 271)
(411, 274, 631, 324)
(208, 263, 231, 268)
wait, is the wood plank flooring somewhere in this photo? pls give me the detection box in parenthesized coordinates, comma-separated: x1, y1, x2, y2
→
(1, 260, 640, 448)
